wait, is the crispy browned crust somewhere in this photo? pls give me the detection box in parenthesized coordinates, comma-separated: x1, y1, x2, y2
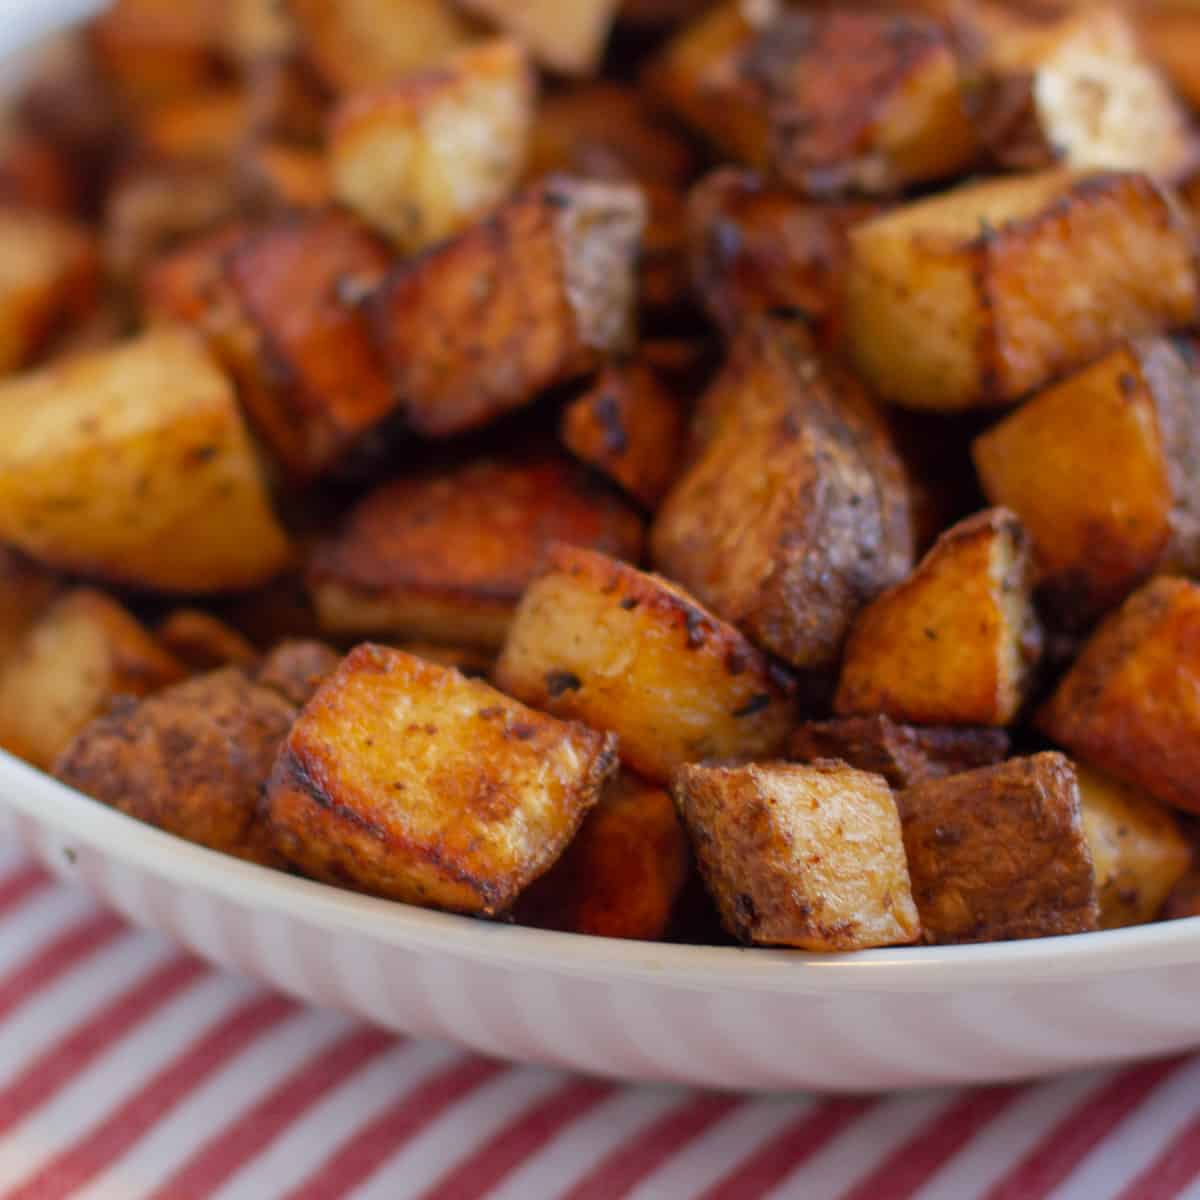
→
(494, 543, 796, 782)
(157, 609, 259, 671)
(253, 639, 342, 707)
(1038, 577, 1200, 814)
(899, 753, 1099, 943)
(650, 319, 915, 671)
(672, 760, 920, 950)
(368, 176, 644, 438)
(514, 771, 690, 939)
(309, 455, 644, 648)
(790, 715, 1009, 790)
(55, 668, 295, 865)
(266, 644, 618, 915)
(455, 0, 621, 75)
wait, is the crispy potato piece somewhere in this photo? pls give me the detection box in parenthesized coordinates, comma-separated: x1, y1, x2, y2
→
(560, 361, 686, 509)
(790, 715, 1009, 790)
(0, 548, 60, 665)
(846, 169, 1200, 411)
(136, 88, 248, 166)
(225, 0, 297, 61)
(396, 643, 494, 679)
(835, 509, 1041, 726)
(0, 327, 291, 592)
(368, 176, 644, 438)
(157, 609, 259, 671)
(219, 574, 322, 647)
(224, 212, 394, 479)
(973, 338, 1200, 625)
(253, 639, 341, 706)
(286, 0, 470, 93)
(330, 39, 535, 252)
(1038, 577, 1200, 814)
(494, 544, 796, 783)
(0, 589, 184, 769)
(56, 668, 294, 865)
(1076, 764, 1191, 929)
(515, 771, 690, 939)
(1140, 3, 1200, 114)
(242, 54, 327, 145)
(1165, 868, 1200, 920)
(309, 455, 643, 649)
(899, 753, 1099, 943)
(239, 143, 330, 211)
(0, 126, 78, 215)
(672, 760, 920, 950)
(267, 644, 617, 914)
(650, 320, 914, 671)
(457, 0, 619, 75)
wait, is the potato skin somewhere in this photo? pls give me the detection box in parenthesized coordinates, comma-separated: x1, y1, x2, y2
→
(309, 456, 644, 650)
(55, 668, 295, 866)
(266, 645, 618, 915)
(253, 639, 341, 707)
(650, 319, 914, 671)
(494, 544, 796, 783)
(899, 753, 1100, 943)
(1038, 577, 1200, 815)
(672, 760, 920, 951)
(157, 609, 259, 672)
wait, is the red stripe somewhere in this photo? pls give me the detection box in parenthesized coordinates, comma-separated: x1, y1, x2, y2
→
(985, 1057, 1187, 1200)
(284, 1056, 508, 1200)
(563, 1093, 744, 1200)
(421, 1078, 617, 1200)
(0, 862, 49, 917)
(7, 991, 296, 1199)
(699, 1097, 878, 1200)
(1116, 1107, 1200, 1200)
(149, 1026, 395, 1199)
(840, 1086, 1027, 1200)
(0, 955, 206, 1136)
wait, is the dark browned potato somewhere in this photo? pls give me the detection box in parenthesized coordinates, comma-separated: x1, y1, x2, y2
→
(134, 87, 247, 165)
(253, 639, 341, 707)
(899, 754, 1100, 944)
(651, 319, 914, 672)
(457, 0, 621, 75)
(55, 668, 296, 866)
(157, 610, 259, 672)
(267, 644, 618, 915)
(309, 456, 644, 649)
(0, 548, 59, 665)
(672, 760, 920, 950)
(238, 143, 330, 211)
(1038, 577, 1200, 815)
(515, 771, 690, 940)
(790, 715, 1009, 791)
(494, 544, 796, 783)
(834, 509, 1042, 726)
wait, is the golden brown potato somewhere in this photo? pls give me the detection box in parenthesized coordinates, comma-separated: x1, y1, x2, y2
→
(55, 668, 294, 865)
(1038, 577, 1200, 814)
(368, 176, 644, 438)
(835, 509, 1041, 726)
(0, 589, 184, 769)
(241, 53, 327, 145)
(457, 0, 620, 75)
(267, 644, 618, 915)
(238, 143, 330, 211)
(330, 39, 535, 252)
(515, 771, 690, 939)
(494, 544, 796, 783)
(1165, 868, 1200, 919)
(560, 361, 686, 509)
(0, 126, 78, 215)
(309, 455, 644, 649)
(157, 609, 259, 671)
(672, 760, 920, 950)
(900, 753, 1100, 943)
(253, 639, 341, 707)
(1076, 764, 1191, 929)
(846, 169, 1200, 411)
(395, 642, 494, 679)
(973, 338, 1200, 626)
(1140, 3, 1200, 114)
(135, 88, 248, 165)
(224, 212, 395, 479)
(650, 319, 915, 672)
(0, 327, 291, 592)
(790, 715, 1009, 790)
(0, 548, 60, 665)
(225, 0, 297, 62)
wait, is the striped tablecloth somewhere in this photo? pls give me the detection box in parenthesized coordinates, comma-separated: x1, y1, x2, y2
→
(1, 842, 1199, 1200)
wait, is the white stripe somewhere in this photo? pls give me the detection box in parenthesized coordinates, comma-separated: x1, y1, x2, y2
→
(0, 883, 96, 974)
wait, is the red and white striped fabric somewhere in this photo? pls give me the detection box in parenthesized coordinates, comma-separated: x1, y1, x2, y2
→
(2, 841, 1200, 1200)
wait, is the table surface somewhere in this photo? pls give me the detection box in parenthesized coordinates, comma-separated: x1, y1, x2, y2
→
(1, 842, 1198, 1200)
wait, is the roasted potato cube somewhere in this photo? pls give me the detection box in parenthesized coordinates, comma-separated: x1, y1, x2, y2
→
(846, 169, 1200, 411)
(368, 177, 644, 438)
(0, 548, 59, 665)
(973, 338, 1200, 626)
(0, 589, 184, 769)
(136, 88, 248, 166)
(238, 143, 330, 211)
(395, 642, 494, 679)
(330, 39, 535, 252)
(253, 639, 341, 707)
(515, 771, 690, 939)
(457, 0, 620, 75)
(672, 760, 920, 950)
(1038, 577, 1200, 814)
(267, 644, 617, 914)
(56, 668, 294, 864)
(494, 544, 796, 783)
(899, 753, 1099, 943)
(224, 212, 394, 479)
(650, 320, 914, 671)
(790, 715, 1009, 790)
(0, 327, 291, 592)
(157, 609, 259, 671)
(835, 509, 1041, 726)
